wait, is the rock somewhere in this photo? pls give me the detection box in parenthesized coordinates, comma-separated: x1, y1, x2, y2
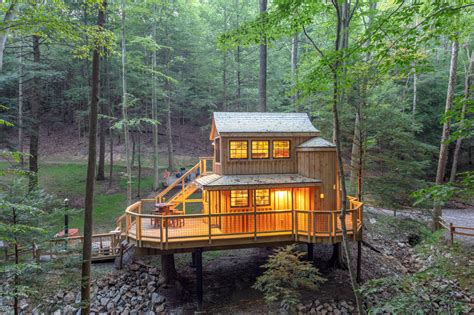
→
(64, 305, 77, 315)
(100, 297, 110, 306)
(147, 281, 157, 292)
(155, 304, 165, 313)
(151, 292, 165, 304)
(64, 292, 76, 304)
(53, 310, 61, 315)
(129, 264, 140, 271)
(296, 303, 306, 312)
(113, 293, 122, 304)
(106, 301, 115, 313)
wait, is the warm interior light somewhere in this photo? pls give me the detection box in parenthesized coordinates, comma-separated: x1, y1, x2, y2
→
(320, 193, 325, 199)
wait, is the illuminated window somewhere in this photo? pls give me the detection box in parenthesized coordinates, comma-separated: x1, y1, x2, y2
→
(251, 140, 269, 159)
(229, 140, 248, 159)
(273, 140, 290, 158)
(255, 189, 270, 206)
(230, 190, 249, 207)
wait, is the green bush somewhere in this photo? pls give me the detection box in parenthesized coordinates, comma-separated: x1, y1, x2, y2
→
(253, 245, 326, 310)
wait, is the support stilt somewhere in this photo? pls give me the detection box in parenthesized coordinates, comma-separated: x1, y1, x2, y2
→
(356, 240, 362, 283)
(195, 249, 203, 311)
(307, 243, 314, 261)
(191, 252, 197, 268)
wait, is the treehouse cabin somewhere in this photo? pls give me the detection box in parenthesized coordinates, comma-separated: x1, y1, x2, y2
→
(117, 112, 363, 253)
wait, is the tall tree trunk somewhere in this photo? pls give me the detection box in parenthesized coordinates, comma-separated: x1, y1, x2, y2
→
(166, 80, 174, 171)
(96, 60, 106, 181)
(236, 46, 241, 109)
(18, 44, 24, 166)
(29, 35, 41, 189)
(137, 131, 142, 197)
(12, 207, 18, 315)
(258, 0, 267, 112)
(0, 1, 16, 72)
(450, 49, 472, 182)
(291, 33, 299, 107)
(108, 127, 114, 189)
(80, 2, 106, 313)
(152, 3, 160, 191)
(434, 40, 459, 230)
(121, 0, 132, 205)
(106, 57, 114, 189)
(331, 1, 364, 313)
(412, 67, 417, 118)
(131, 131, 136, 168)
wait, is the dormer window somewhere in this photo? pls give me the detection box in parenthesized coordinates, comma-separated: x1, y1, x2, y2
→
(251, 141, 269, 159)
(229, 140, 248, 159)
(273, 140, 290, 158)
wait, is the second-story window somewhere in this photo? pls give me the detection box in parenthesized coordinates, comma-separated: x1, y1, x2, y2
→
(230, 190, 249, 207)
(229, 140, 248, 159)
(251, 140, 269, 159)
(273, 140, 290, 158)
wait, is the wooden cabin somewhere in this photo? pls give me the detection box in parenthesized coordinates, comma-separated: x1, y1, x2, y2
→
(118, 112, 363, 252)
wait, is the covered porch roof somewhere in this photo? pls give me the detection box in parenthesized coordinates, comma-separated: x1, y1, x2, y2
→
(195, 173, 321, 190)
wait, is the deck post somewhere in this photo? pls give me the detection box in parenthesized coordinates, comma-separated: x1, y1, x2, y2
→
(291, 188, 295, 240)
(307, 243, 314, 261)
(356, 240, 362, 283)
(253, 190, 257, 241)
(195, 248, 203, 311)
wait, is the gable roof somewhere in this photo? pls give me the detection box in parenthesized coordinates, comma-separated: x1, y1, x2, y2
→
(210, 112, 319, 139)
(297, 137, 336, 148)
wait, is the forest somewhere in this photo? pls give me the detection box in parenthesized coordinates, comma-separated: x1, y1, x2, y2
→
(0, 0, 473, 314)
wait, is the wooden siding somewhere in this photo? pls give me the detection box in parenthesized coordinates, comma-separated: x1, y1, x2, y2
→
(297, 150, 338, 211)
(220, 136, 313, 175)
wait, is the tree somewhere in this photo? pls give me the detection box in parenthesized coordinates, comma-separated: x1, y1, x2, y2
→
(433, 40, 459, 230)
(80, 1, 107, 313)
(258, 0, 267, 112)
(450, 48, 473, 182)
(0, 0, 16, 72)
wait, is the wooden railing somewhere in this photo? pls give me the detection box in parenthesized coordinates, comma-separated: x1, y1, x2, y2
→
(440, 217, 474, 244)
(122, 196, 363, 248)
(156, 157, 213, 203)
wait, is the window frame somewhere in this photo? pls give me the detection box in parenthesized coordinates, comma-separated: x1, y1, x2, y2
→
(251, 140, 270, 159)
(229, 140, 248, 160)
(230, 190, 249, 208)
(255, 189, 271, 206)
(272, 140, 291, 159)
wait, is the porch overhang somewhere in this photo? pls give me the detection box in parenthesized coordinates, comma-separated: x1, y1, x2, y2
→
(195, 173, 322, 191)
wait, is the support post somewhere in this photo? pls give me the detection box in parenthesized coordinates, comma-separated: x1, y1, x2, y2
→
(191, 252, 197, 268)
(195, 249, 203, 311)
(307, 243, 314, 261)
(356, 240, 362, 283)
(253, 190, 257, 241)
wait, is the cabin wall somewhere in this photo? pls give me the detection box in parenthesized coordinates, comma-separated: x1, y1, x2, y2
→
(219, 136, 313, 175)
(297, 149, 338, 210)
(209, 188, 316, 234)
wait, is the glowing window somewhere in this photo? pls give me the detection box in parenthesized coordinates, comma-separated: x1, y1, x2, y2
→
(230, 190, 249, 207)
(255, 189, 270, 206)
(229, 141, 248, 159)
(273, 140, 290, 158)
(251, 141, 269, 159)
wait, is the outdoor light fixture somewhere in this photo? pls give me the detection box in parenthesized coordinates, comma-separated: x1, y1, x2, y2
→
(320, 193, 325, 199)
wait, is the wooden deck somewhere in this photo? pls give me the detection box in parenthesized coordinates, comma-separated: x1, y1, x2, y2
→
(119, 196, 363, 252)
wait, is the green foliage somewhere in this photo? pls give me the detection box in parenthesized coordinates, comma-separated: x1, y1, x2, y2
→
(253, 245, 326, 310)
(361, 230, 472, 314)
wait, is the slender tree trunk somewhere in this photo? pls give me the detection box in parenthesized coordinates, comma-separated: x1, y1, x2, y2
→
(450, 49, 472, 182)
(258, 0, 267, 112)
(434, 40, 459, 230)
(332, 1, 364, 313)
(109, 128, 114, 189)
(131, 131, 136, 168)
(222, 8, 228, 111)
(236, 46, 241, 109)
(121, 0, 132, 205)
(152, 4, 160, 191)
(18, 45, 24, 166)
(137, 131, 142, 197)
(29, 35, 41, 189)
(412, 67, 417, 118)
(96, 60, 106, 181)
(291, 33, 299, 107)
(166, 80, 174, 171)
(12, 207, 18, 315)
(0, 1, 16, 72)
(80, 2, 106, 313)
(106, 58, 114, 189)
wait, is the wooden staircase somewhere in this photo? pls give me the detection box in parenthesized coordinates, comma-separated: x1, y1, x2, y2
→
(155, 157, 213, 210)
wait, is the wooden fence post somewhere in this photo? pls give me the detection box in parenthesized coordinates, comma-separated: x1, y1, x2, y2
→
(449, 223, 454, 245)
